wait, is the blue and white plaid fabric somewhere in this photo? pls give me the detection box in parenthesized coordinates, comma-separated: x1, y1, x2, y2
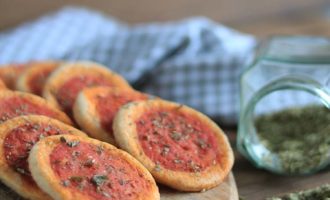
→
(0, 7, 256, 125)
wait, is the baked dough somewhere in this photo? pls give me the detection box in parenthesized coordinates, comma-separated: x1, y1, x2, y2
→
(28, 134, 160, 200)
(73, 86, 148, 145)
(42, 61, 132, 117)
(0, 63, 30, 89)
(0, 79, 8, 90)
(113, 99, 234, 191)
(16, 61, 61, 95)
(0, 90, 72, 125)
(0, 115, 86, 200)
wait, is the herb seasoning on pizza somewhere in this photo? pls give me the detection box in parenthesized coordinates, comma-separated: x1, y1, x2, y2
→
(0, 90, 72, 125)
(28, 135, 160, 200)
(113, 99, 234, 192)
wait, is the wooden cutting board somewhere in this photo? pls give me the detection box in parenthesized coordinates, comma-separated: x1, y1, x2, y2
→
(161, 172, 238, 200)
(0, 172, 238, 200)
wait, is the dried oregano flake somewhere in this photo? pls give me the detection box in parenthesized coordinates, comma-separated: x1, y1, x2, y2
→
(255, 105, 330, 174)
(267, 184, 330, 200)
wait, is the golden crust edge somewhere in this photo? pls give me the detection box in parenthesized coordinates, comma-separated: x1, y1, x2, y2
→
(73, 89, 116, 144)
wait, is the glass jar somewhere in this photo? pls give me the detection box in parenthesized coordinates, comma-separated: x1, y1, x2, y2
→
(237, 36, 330, 175)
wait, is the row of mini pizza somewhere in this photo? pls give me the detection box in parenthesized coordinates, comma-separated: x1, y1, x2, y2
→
(0, 61, 234, 200)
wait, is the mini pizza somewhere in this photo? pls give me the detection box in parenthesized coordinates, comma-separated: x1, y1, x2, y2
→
(43, 61, 132, 117)
(16, 60, 61, 95)
(113, 99, 234, 192)
(73, 86, 148, 145)
(0, 90, 72, 125)
(28, 135, 160, 200)
(0, 115, 87, 200)
(0, 63, 30, 89)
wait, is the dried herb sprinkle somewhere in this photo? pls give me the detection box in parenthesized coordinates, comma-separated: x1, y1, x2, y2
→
(255, 105, 330, 174)
(268, 184, 330, 200)
(91, 175, 108, 186)
(59, 137, 80, 148)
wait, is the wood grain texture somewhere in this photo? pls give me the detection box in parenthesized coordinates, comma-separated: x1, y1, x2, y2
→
(160, 173, 238, 200)
(234, 151, 330, 200)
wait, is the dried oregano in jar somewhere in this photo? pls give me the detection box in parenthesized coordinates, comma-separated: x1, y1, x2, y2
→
(238, 36, 330, 175)
(255, 105, 330, 174)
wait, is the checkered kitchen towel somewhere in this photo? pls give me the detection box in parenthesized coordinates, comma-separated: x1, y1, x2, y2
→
(0, 7, 257, 125)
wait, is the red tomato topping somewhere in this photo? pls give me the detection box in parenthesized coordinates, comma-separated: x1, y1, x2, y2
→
(50, 140, 151, 200)
(95, 91, 147, 135)
(136, 109, 221, 172)
(0, 97, 61, 123)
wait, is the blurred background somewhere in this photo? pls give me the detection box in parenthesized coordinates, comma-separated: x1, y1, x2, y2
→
(0, 0, 329, 36)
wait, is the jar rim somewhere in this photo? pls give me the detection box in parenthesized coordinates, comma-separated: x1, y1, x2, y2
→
(259, 35, 330, 64)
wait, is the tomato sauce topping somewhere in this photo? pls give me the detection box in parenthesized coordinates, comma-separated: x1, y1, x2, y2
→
(0, 97, 60, 123)
(28, 66, 56, 95)
(136, 108, 221, 172)
(3, 123, 68, 183)
(50, 139, 151, 200)
(94, 91, 147, 135)
(56, 76, 112, 115)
